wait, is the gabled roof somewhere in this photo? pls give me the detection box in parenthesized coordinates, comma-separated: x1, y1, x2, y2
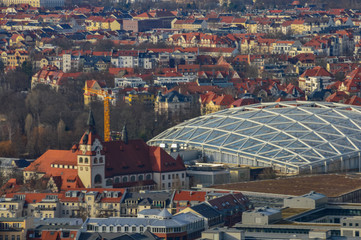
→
(173, 190, 207, 202)
(300, 66, 332, 78)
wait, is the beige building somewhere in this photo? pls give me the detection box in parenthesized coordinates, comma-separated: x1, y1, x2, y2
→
(4, 189, 125, 219)
(0, 217, 33, 240)
(155, 91, 192, 119)
(1, 0, 64, 7)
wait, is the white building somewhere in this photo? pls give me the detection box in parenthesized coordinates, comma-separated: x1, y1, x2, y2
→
(114, 77, 146, 88)
(154, 76, 190, 85)
(111, 55, 139, 68)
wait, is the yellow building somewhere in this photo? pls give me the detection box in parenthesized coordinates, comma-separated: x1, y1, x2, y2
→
(1, 49, 29, 68)
(85, 17, 121, 31)
(291, 19, 305, 34)
(101, 19, 121, 31)
(84, 80, 104, 106)
(200, 93, 234, 115)
(0, 217, 33, 240)
(125, 91, 155, 105)
(9, 34, 24, 47)
(171, 19, 207, 30)
(245, 21, 258, 33)
(1, 0, 64, 7)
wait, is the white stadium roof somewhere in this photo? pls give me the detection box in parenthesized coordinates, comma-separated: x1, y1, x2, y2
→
(148, 101, 361, 173)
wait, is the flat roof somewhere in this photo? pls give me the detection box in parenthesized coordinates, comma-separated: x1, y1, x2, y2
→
(281, 208, 311, 219)
(212, 174, 361, 197)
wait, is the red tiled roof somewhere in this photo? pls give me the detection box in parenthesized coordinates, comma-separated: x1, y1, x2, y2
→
(6, 192, 63, 204)
(300, 66, 332, 78)
(173, 190, 206, 202)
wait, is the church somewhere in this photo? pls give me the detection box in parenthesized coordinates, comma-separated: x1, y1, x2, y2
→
(23, 111, 188, 191)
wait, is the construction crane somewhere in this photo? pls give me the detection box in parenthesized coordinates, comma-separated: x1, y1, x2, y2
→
(83, 87, 114, 142)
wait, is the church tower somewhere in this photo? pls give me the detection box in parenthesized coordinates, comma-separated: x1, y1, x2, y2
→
(77, 110, 106, 188)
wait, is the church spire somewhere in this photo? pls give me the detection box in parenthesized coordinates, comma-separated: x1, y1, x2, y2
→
(122, 123, 128, 144)
(87, 109, 96, 134)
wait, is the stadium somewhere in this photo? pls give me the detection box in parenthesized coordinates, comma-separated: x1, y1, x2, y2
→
(148, 101, 361, 174)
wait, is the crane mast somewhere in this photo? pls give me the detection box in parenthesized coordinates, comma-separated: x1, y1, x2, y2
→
(83, 87, 113, 142)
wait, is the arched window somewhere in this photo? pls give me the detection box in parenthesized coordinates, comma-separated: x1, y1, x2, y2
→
(85, 158, 89, 164)
(130, 176, 136, 182)
(99, 157, 104, 163)
(94, 158, 98, 164)
(79, 157, 83, 163)
(114, 178, 120, 183)
(122, 177, 128, 183)
(94, 174, 102, 184)
(138, 175, 143, 181)
(146, 174, 151, 180)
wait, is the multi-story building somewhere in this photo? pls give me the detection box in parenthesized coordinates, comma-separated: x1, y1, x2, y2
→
(124, 91, 155, 105)
(23, 111, 188, 191)
(115, 77, 146, 88)
(120, 191, 173, 216)
(0, 217, 33, 240)
(84, 208, 205, 240)
(298, 66, 333, 93)
(111, 51, 139, 69)
(0, 0, 64, 7)
(0, 49, 29, 69)
(155, 91, 192, 119)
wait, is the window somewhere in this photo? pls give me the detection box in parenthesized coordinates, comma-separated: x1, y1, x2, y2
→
(99, 157, 104, 163)
(109, 226, 113, 232)
(146, 174, 151, 180)
(94, 158, 98, 164)
(138, 175, 143, 181)
(106, 179, 113, 186)
(124, 226, 129, 232)
(123, 177, 128, 182)
(114, 178, 120, 183)
(182, 173, 184, 178)
(85, 158, 89, 164)
(168, 183, 171, 188)
(79, 157, 83, 163)
(162, 175, 165, 180)
(130, 176, 136, 182)
(168, 175, 171, 180)
(140, 226, 144, 232)
(132, 226, 136, 232)
(102, 226, 106, 232)
(356, 231, 360, 237)
(94, 174, 102, 184)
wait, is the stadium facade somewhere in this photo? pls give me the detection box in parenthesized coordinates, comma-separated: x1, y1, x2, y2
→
(148, 101, 361, 174)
